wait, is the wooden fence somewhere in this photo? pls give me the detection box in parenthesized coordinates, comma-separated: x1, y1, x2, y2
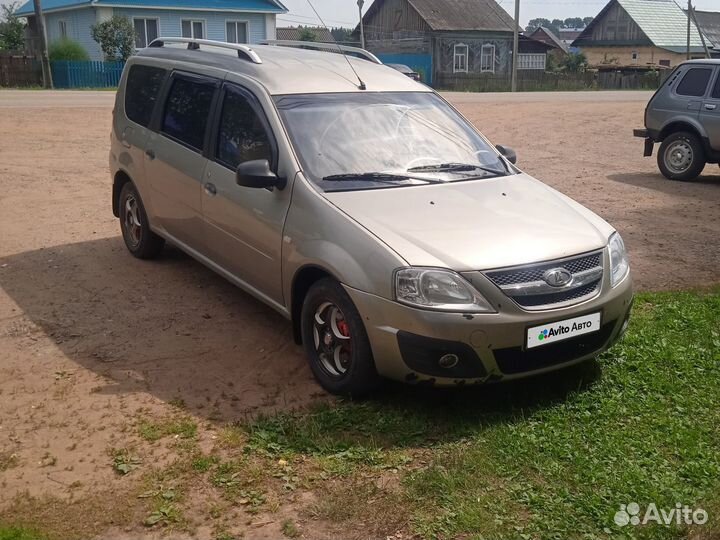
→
(51, 60, 124, 88)
(0, 53, 42, 87)
(436, 70, 667, 92)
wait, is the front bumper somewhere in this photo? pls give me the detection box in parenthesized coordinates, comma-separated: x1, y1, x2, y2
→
(345, 270, 633, 386)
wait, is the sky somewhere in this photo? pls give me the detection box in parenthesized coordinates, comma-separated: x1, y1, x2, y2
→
(276, 0, 720, 29)
(2, 0, 718, 27)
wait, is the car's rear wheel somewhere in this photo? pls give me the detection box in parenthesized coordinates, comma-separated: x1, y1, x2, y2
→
(300, 278, 379, 396)
(658, 131, 705, 181)
(119, 182, 164, 259)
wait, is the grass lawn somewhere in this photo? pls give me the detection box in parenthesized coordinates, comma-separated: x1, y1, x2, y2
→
(2, 289, 719, 539)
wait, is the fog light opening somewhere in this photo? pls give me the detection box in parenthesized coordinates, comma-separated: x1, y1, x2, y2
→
(438, 353, 459, 369)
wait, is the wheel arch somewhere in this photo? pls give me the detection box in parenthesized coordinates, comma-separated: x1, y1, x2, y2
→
(112, 169, 133, 218)
(659, 120, 706, 142)
(290, 265, 340, 344)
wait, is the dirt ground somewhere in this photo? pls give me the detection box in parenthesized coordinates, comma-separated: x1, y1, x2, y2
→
(0, 90, 718, 538)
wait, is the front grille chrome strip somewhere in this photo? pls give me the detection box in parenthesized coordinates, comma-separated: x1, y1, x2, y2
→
(484, 250, 605, 310)
(499, 266, 604, 297)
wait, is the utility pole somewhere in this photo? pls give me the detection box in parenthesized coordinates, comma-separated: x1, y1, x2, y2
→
(511, 0, 520, 92)
(689, 5, 711, 59)
(32, 0, 53, 89)
(357, 0, 365, 49)
(686, 0, 691, 60)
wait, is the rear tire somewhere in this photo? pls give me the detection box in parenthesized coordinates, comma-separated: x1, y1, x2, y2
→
(658, 131, 705, 181)
(118, 182, 164, 259)
(300, 278, 380, 397)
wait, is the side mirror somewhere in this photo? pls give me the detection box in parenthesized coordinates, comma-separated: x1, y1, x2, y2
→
(236, 159, 286, 190)
(496, 145, 517, 165)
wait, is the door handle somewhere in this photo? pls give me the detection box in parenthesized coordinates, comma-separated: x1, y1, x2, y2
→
(204, 182, 217, 196)
(704, 103, 717, 111)
(145, 149, 156, 160)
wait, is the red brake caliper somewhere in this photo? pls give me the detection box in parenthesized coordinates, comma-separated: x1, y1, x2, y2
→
(337, 319, 350, 338)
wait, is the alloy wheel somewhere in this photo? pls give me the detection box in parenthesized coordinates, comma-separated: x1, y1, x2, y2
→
(123, 195, 142, 249)
(312, 301, 352, 378)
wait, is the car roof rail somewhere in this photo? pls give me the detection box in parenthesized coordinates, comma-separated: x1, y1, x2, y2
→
(148, 37, 262, 64)
(260, 40, 382, 64)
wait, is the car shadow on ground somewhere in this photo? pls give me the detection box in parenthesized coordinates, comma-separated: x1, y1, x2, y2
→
(0, 236, 601, 430)
(607, 169, 720, 195)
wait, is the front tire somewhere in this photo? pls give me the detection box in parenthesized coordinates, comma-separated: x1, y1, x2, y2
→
(119, 182, 164, 259)
(658, 132, 705, 181)
(300, 278, 379, 396)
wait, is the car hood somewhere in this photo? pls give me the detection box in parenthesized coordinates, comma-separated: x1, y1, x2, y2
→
(323, 173, 614, 271)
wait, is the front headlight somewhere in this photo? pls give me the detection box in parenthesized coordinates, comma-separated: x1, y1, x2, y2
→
(394, 267, 495, 312)
(608, 232, 630, 287)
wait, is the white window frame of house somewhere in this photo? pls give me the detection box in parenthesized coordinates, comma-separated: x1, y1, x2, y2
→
(517, 53, 546, 70)
(480, 43, 495, 73)
(181, 19, 206, 40)
(453, 43, 468, 73)
(58, 19, 68, 39)
(225, 20, 249, 44)
(631, 50, 639, 64)
(133, 17, 160, 49)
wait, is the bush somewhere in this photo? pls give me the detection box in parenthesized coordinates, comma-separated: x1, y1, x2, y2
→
(90, 15, 134, 61)
(48, 38, 89, 61)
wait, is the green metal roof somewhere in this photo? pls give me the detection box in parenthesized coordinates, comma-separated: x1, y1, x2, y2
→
(617, 0, 704, 49)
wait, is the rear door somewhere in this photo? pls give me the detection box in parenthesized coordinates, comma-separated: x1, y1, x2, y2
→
(115, 63, 168, 210)
(700, 68, 720, 151)
(144, 71, 220, 250)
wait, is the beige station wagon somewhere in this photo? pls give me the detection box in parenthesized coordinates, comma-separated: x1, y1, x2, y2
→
(110, 38, 633, 395)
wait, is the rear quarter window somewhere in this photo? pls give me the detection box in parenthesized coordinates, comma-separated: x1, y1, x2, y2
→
(676, 67, 713, 97)
(124, 64, 167, 127)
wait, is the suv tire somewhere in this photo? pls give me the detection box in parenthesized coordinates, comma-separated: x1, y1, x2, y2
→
(658, 132, 705, 181)
(119, 182, 165, 259)
(301, 278, 380, 396)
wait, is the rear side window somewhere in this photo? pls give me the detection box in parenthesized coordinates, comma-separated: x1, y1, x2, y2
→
(676, 68, 713, 97)
(124, 65, 166, 127)
(161, 77, 216, 151)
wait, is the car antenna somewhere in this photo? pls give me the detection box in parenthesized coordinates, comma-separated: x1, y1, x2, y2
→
(306, 0, 367, 90)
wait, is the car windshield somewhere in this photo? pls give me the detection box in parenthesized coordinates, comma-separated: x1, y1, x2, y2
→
(274, 92, 512, 191)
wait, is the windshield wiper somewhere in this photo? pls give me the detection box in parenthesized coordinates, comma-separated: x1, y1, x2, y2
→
(322, 172, 443, 184)
(407, 162, 507, 177)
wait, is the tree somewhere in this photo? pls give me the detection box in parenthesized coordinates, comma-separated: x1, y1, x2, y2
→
(560, 52, 588, 73)
(91, 15, 134, 61)
(527, 15, 593, 34)
(298, 27, 317, 42)
(563, 17, 585, 29)
(0, 1, 26, 51)
(526, 18, 552, 31)
(526, 18, 560, 36)
(330, 27, 352, 43)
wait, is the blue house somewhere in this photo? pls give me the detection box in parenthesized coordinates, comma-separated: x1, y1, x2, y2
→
(16, 0, 287, 61)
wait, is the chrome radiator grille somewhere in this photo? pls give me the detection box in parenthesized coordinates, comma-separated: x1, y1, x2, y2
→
(484, 251, 604, 310)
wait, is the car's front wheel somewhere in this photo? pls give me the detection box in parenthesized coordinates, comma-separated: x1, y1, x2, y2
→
(300, 278, 379, 396)
(658, 131, 705, 181)
(119, 182, 165, 259)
